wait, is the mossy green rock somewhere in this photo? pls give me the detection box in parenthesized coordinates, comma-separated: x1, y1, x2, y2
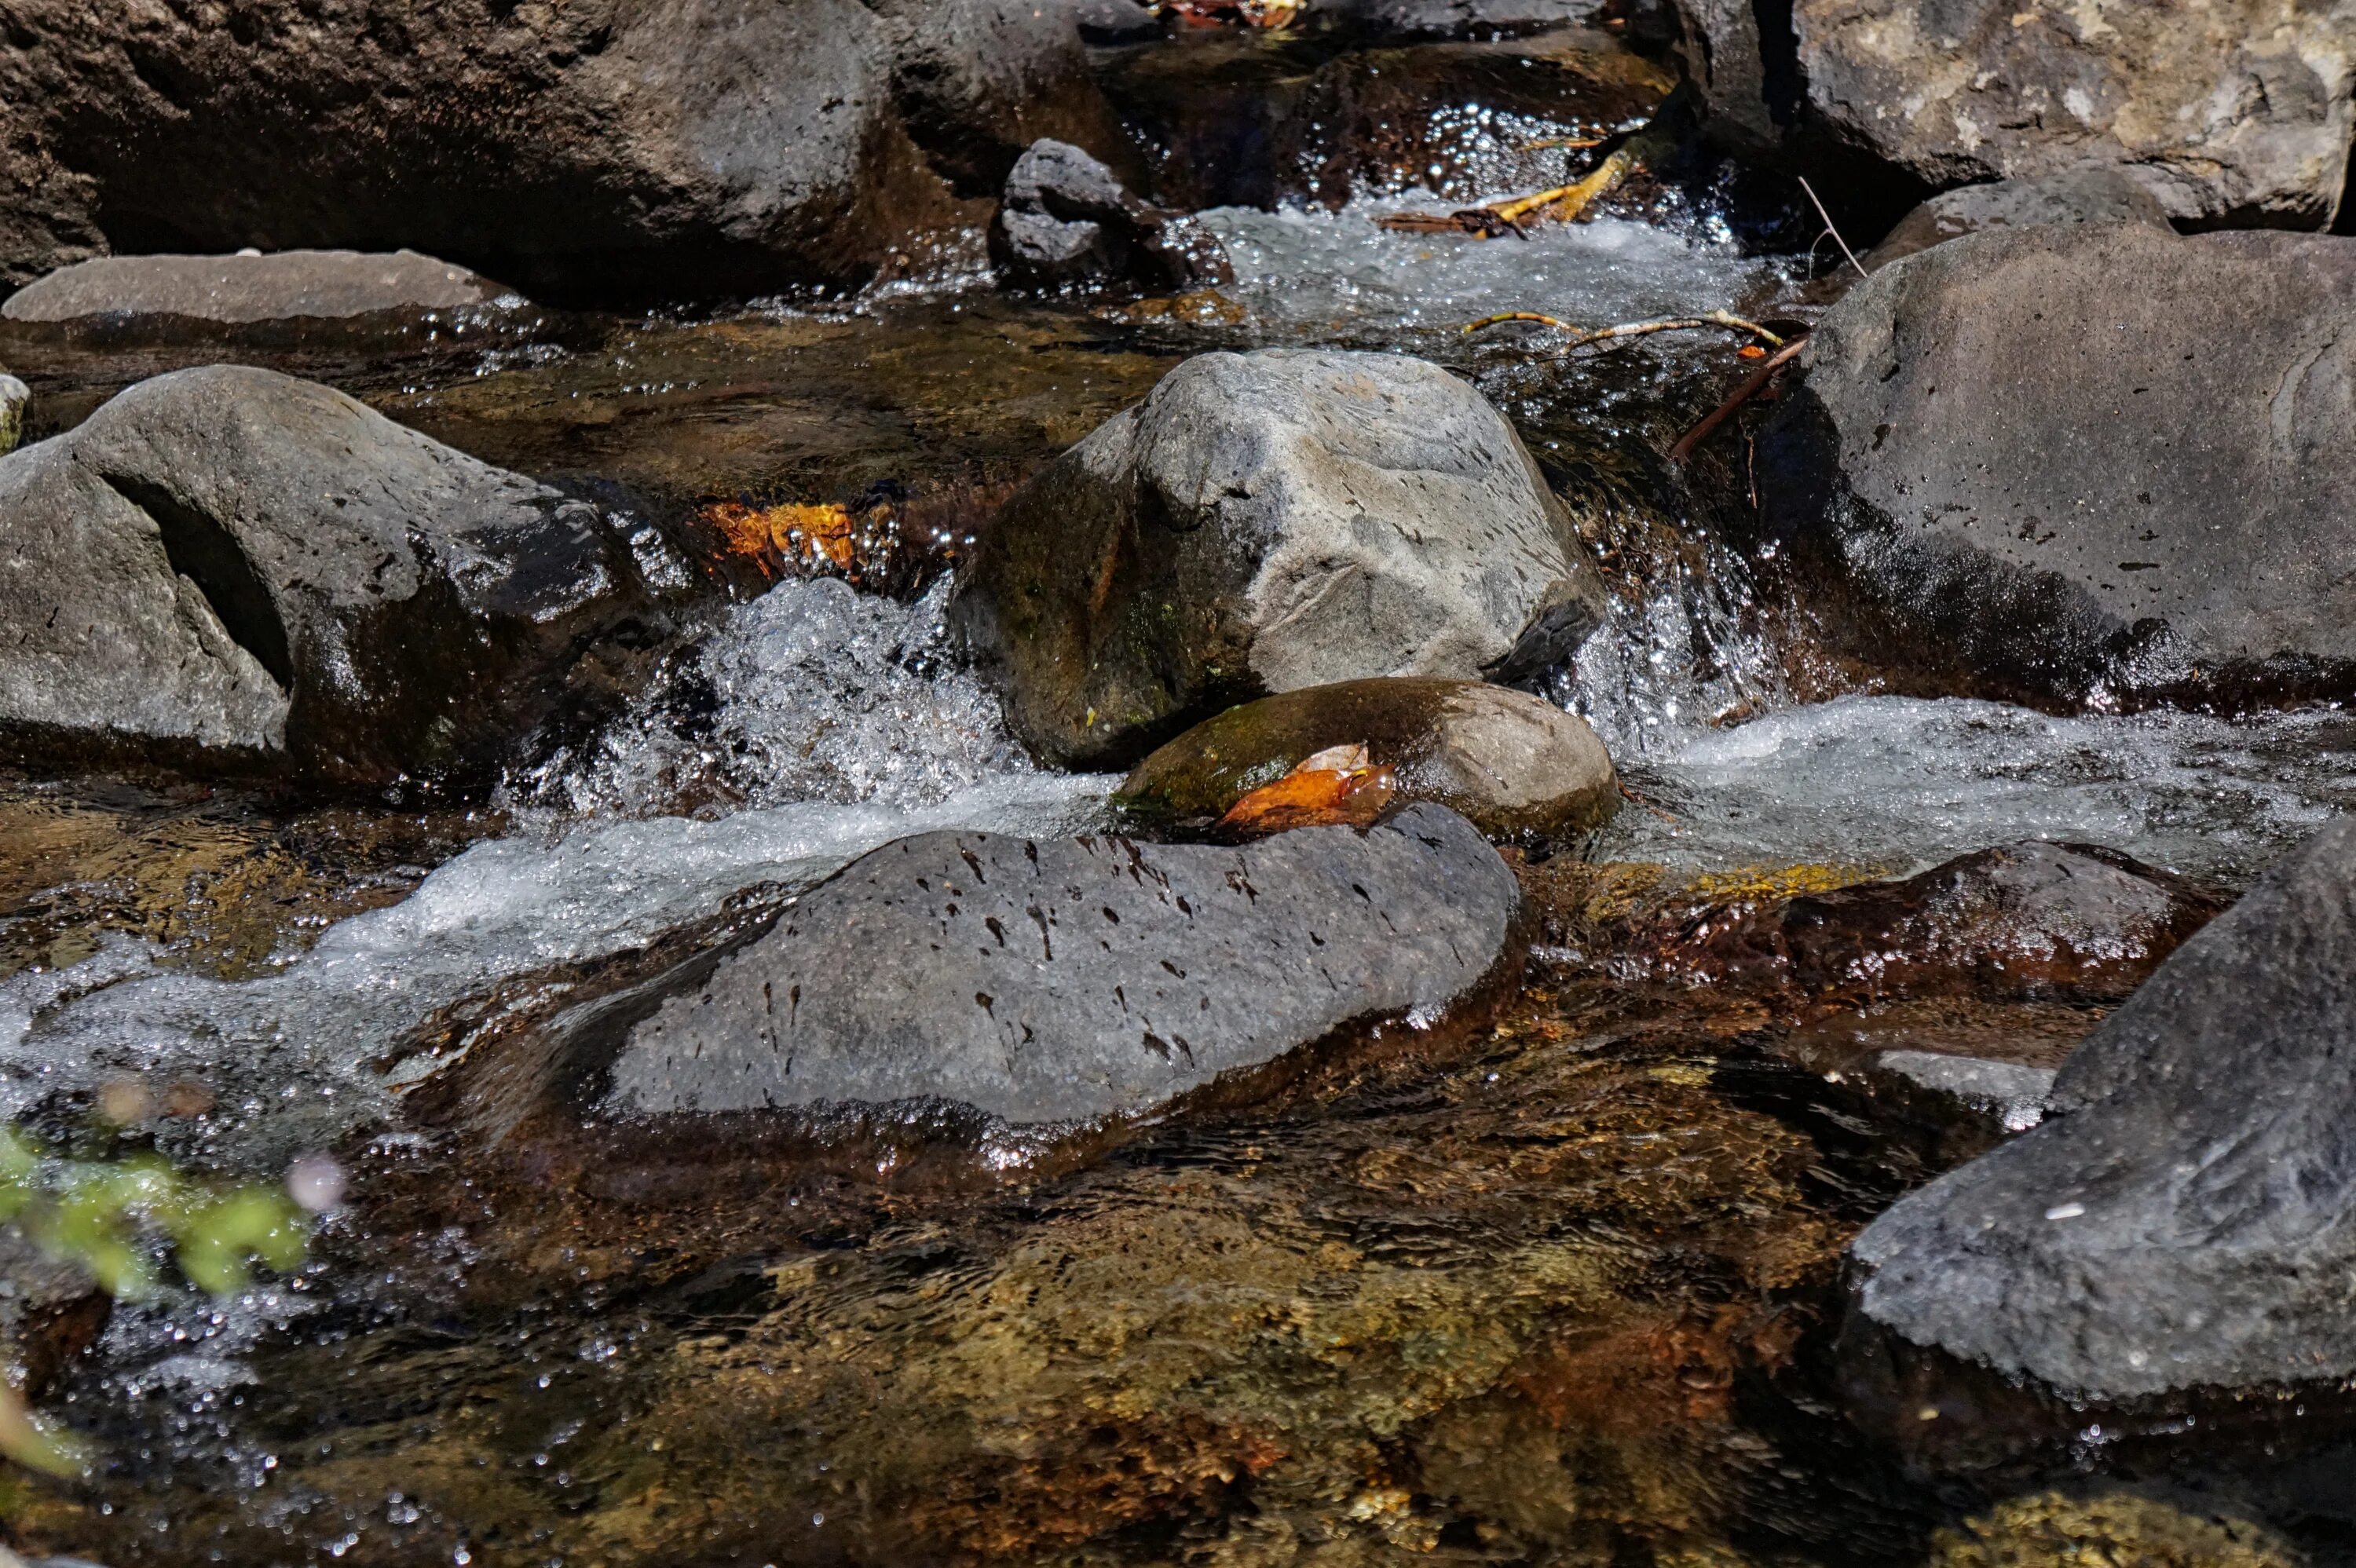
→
(1118, 676, 1617, 842)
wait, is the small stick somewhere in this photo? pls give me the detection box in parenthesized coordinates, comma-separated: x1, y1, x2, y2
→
(1464, 309, 1783, 349)
(1520, 135, 1604, 151)
(1798, 176, 1866, 278)
(1668, 334, 1809, 463)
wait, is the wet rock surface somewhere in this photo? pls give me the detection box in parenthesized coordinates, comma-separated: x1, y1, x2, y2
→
(1864, 168, 2174, 271)
(1098, 27, 1675, 212)
(1639, 839, 2225, 1008)
(1761, 223, 2356, 710)
(594, 802, 1520, 1125)
(952, 348, 1608, 767)
(1849, 817, 2356, 1402)
(989, 138, 1232, 291)
(0, 0, 1124, 300)
(1675, 0, 2356, 226)
(0, 364, 671, 787)
(1119, 676, 1618, 842)
(0, 249, 517, 338)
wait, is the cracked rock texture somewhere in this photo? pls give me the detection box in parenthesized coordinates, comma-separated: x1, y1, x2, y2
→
(1759, 222, 2356, 709)
(1676, 0, 2356, 227)
(601, 802, 1521, 1125)
(951, 349, 1609, 768)
(0, 365, 668, 787)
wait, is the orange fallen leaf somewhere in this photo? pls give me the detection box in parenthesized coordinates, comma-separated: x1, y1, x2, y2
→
(699, 500, 858, 577)
(1217, 743, 1397, 836)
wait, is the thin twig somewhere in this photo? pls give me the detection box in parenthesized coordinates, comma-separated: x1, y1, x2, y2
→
(1464, 309, 1783, 349)
(1798, 176, 1866, 278)
(1667, 334, 1809, 463)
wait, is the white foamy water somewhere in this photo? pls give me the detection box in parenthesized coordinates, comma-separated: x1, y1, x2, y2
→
(1603, 696, 2356, 886)
(518, 576, 1033, 818)
(0, 582, 1110, 1170)
(1201, 199, 1779, 345)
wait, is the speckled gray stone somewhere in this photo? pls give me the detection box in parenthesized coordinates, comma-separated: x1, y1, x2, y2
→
(604, 802, 1521, 1125)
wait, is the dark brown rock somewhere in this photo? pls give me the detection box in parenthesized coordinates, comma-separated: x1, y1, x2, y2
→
(1650, 840, 2226, 1008)
(0, 0, 1127, 302)
(988, 140, 1232, 291)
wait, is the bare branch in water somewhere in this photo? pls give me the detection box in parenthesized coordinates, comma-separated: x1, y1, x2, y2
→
(1668, 334, 1810, 463)
(1798, 176, 1867, 278)
(1464, 309, 1785, 350)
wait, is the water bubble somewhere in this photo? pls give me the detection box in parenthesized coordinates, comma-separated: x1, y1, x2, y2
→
(286, 1155, 346, 1213)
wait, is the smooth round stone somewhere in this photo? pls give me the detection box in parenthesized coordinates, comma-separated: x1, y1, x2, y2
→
(1118, 676, 1617, 842)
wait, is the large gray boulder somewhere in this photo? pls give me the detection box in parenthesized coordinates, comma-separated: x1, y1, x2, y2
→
(951, 349, 1610, 768)
(1759, 223, 2356, 710)
(0, 0, 1125, 298)
(1, 249, 518, 337)
(0, 365, 669, 787)
(1675, 0, 2355, 227)
(1849, 817, 2356, 1401)
(1863, 168, 2172, 271)
(595, 803, 1521, 1126)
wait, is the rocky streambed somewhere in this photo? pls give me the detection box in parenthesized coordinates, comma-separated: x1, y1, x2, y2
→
(4, 3, 2356, 1565)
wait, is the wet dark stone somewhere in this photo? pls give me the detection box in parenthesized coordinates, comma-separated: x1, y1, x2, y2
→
(0, 0, 1128, 302)
(1848, 817, 2356, 1404)
(1118, 676, 1617, 842)
(1657, 840, 2226, 1007)
(987, 139, 1232, 291)
(1758, 224, 2356, 712)
(0, 249, 522, 342)
(0, 364, 679, 789)
(950, 348, 1608, 768)
(1864, 169, 2172, 271)
(591, 802, 1521, 1126)
(1094, 27, 1673, 213)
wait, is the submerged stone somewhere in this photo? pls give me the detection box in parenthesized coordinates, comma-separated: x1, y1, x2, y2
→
(951, 349, 1608, 767)
(0, 364, 672, 788)
(1647, 839, 2224, 1007)
(596, 802, 1520, 1126)
(1118, 676, 1617, 842)
(1761, 224, 2356, 711)
(1849, 817, 2356, 1402)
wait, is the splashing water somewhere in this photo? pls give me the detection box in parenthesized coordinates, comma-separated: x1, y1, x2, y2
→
(518, 576, 1033, 819)
(1604, 696, 2356, 885)
(0, 583, 1110, 1173)
(1199, 201, 1780, 346)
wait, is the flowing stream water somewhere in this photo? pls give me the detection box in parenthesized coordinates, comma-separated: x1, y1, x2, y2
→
(3, 27, 2354, 1567)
